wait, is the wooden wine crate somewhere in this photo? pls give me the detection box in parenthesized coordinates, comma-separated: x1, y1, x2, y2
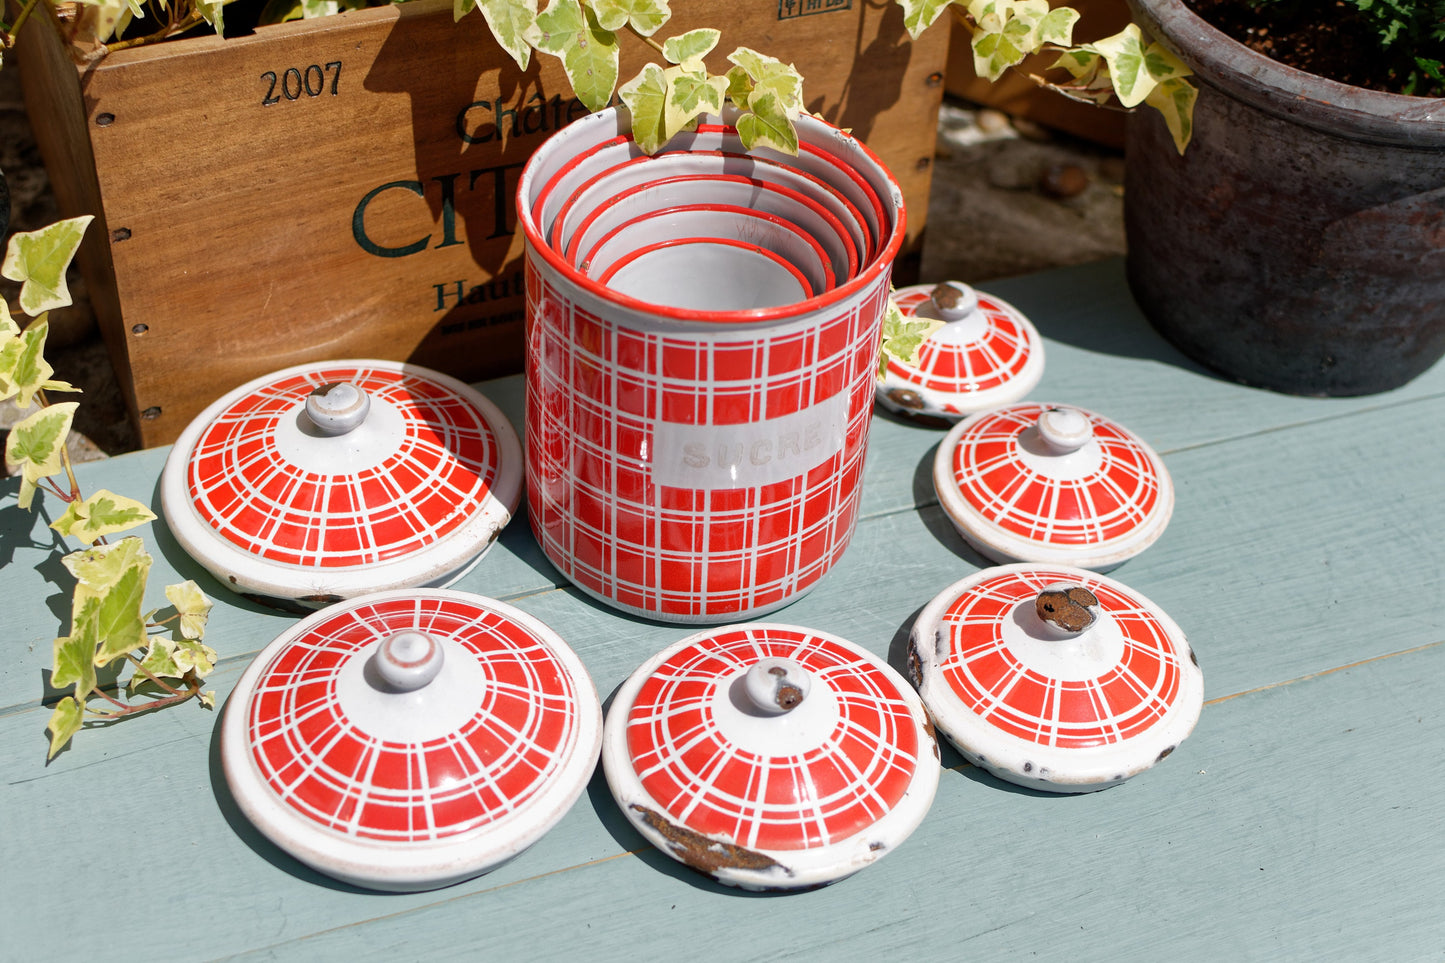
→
(17, 0, 947, 447)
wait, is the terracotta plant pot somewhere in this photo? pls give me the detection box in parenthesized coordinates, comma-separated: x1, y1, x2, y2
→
(1124, 0, 1445, 396)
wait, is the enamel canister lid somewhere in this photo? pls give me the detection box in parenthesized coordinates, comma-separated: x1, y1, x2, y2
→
(161, 360, 522, 607)
(603, 623, 939, 890)
(876, 281, 1044, 423)
(910, 564, 1202, 793)
(933, 402, 1173, 570)
(220, 589, 602, 891)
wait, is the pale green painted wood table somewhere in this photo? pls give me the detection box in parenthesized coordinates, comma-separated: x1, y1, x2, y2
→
(5, 259, 1443, 961)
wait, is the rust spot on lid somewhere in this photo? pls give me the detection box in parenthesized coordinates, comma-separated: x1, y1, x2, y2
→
(921, 711, 940, 761)
(1036, 586, 1098, 632)
(631, 805, 786, 877)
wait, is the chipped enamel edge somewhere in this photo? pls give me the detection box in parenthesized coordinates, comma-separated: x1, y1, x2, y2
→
(602, 623, 940, 890)
(160, 360, 524, 604)
(874, 284, 1046, 420)
(909, 564, 1203, 793)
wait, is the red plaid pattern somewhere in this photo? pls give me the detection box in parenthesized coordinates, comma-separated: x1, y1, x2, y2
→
(624, 626, 921, 851)
(247, 596, 582, 842)
(936, 569, 1183, 748)
(525, 260, 890, 621)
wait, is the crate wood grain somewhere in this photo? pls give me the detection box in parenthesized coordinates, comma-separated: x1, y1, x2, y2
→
(17, 0, 947, 448)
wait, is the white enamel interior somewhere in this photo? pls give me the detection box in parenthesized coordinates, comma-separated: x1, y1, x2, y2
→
(579, 205, 833, 296)
(601, 240, 811, 310)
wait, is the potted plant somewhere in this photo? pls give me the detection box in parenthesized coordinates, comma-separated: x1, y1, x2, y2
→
(3, 0, 1198, 447)
(1122, 0, 1445, 396)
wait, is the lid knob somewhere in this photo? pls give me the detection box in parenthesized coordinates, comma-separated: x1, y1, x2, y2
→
(1036, 407, 1093, 454)
(930, 281, 980, 322)
(1035, 585, 1099, 634)
(305, 382, 371, 436)
(375, 630, 445, 692)
(743, 657, 812, 715)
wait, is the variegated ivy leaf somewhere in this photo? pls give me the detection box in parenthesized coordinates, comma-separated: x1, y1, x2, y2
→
(46, 696, 85, 759)
(52, 600, 101, 695)
(1, 215, 93, 317)
(6, 401, 77, 510)
(200, 690, 217, 709)
(665, 65, 728, 138)
(71, 0, 144, 45)
(531, 0, 619, 112)
(66, 536, 152, 667)
(1145, 75, 1198, 155)
(728, 48, 803, 118)
(51, 489, 157, 544)
(132, 637, 181, 686)
(589, 0, 670, 37)
(620, 62, 670, 153)
(0, 314, 79, 409)
(878, 296, 945, 378)
(735, 90, 799, 155)
(63, 535, 149, 595)
(300, 0, 341, 18)
(967, 0, 1051, 81)
(1050, 48, 1117, 106)
(195, 0, 228, 34)
(173, 638, 219, 676)
(898, 0, 957, 40)
(1035, 5, 1078, 48)
(1, 301, 18, 338)
(474, 0, 539, 71)
(165, 580, 214, 641)
(1083, 24, 1155, 108)
(723, 64, 753, 104)
(662, 28, 720, 67)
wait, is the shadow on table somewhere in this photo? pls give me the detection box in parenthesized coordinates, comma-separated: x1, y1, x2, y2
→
(982, 258, 1215, 377)
(206, 711, 382, 896)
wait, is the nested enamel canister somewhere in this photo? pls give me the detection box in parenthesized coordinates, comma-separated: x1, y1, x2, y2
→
(518, 109, 906, 623)
(603, 623, 939, 890)
(910, 565, 1201, 792)
(876, 281, 1045, 422)
(220, 589, 602, 891)
(934, 403, 1173, 570)
(161, 360, 522, 607)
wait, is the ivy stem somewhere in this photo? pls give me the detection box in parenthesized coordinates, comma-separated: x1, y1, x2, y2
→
(3, 0, 42, 46)
(624, 22, 667, 57)
(104, 8, 203, 52)
(84, 678, 198, 718)
(37, 387, 85, 502)
(126, 653, 185, 696)
(89, 685, 130, 710)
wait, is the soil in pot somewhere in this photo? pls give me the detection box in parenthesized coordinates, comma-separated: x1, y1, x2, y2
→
(1185, 0, 1445, 96)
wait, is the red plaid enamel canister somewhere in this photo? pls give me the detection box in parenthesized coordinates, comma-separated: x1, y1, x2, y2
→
(603, 623, 938, 889)
(909, 564, 1202, 793)
(160, 360, 522, 607)
(517, 108, 906, 623)
(876, 281, 1045, 422)
(933, 402, 1173, 570)
(220, 589, 602, 891)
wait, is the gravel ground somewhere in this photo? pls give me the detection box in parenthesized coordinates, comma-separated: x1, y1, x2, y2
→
(2, 69, 1124, 466)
